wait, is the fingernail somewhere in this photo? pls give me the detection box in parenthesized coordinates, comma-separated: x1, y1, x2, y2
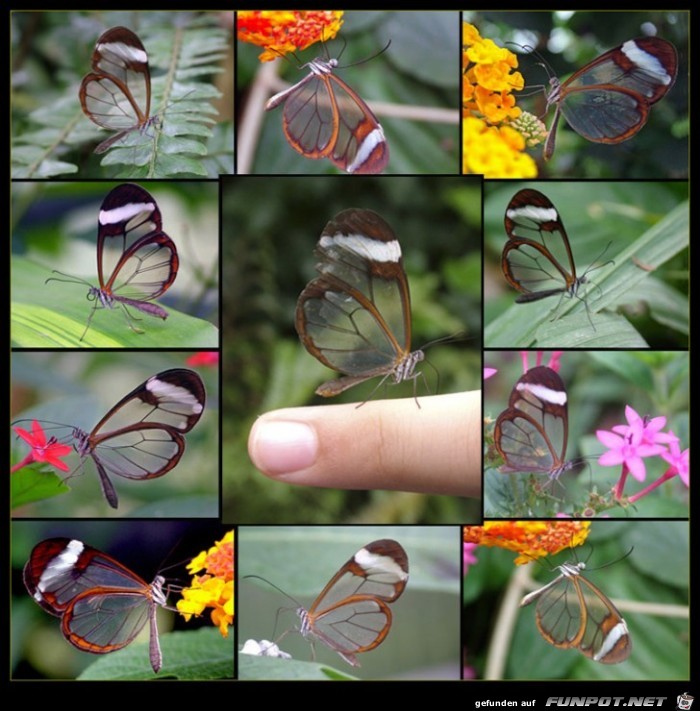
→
(249, 420, 318, 475)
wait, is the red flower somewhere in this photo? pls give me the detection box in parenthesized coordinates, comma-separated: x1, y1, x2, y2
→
(12, 420, 72, 473)
(186, 352, 219, 367)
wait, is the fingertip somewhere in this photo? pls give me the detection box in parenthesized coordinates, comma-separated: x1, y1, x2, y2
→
(248, 418, 319, 477)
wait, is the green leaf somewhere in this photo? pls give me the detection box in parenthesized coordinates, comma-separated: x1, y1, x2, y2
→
(239, 654, 356, 681)
(383, 11, 459, 88)
(78, 628, 234, 680)
(11, 256, 218, 348)
(11, 466, 71, 509)
(588, 352, 656, 391)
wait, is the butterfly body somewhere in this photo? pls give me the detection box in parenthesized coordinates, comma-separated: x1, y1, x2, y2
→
(296, 208, 422, 397)
(266, 55, 389, 174)
(24, 538, 167, 672)
(543, 37, 678, 161)
(520, 559, 631, 664)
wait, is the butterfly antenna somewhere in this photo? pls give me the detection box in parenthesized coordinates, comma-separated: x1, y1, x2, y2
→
(242, 575, 302, 607)
(45, 270, 91, 287)
(336, 39, 392, 69)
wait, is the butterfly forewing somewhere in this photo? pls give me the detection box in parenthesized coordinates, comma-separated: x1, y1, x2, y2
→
(296, 209, 420, 396)
(24, 538, 166, 672)
(325, 75, 388, 174)
(494, 366, 571, 478)
(80, 26, 153, 154)
(503, 189, 579, 302)
(96, 184, 178, 310)
(302, 539, 409, 666)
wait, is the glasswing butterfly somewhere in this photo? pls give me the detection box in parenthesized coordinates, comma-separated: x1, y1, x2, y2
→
(502, 188, 609, 326)
(520, 554, 631, 663)
(46, 183, 179, 342)
(494, 365, 581, 482)
(248, 539, 409, 667)
(24, 537, 169, 672)
(265, 50, 389, 174)
(16, 368, 206, 509)
(80, 26, 159, 154)
(542, 36, 678, 161)
(295, 208, 423, 398)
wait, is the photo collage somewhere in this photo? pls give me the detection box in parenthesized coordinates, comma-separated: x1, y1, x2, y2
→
(9, 9, 690, 690)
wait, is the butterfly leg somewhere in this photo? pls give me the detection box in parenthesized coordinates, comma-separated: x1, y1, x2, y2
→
(119, 303, 147, 334)
(80, 302, 103, 341)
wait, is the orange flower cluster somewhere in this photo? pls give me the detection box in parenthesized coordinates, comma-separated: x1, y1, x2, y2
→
(463, 521, 591, 564)
(462, 23, 538, 177)
(238, 11, 344, 62)
(177, 531, 234, 636)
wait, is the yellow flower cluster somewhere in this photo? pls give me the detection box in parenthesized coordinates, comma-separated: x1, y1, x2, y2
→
(177, 531, 234, 637)
(463, 521, 591, 564)
(238, 11, 344, 62)
(462, 23, 537, 178)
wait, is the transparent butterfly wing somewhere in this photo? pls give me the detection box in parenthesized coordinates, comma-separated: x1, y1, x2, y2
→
(296, 209, 412, 383)
(80, 27, 151, 134)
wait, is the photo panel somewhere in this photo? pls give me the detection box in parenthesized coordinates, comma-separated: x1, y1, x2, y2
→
(483, 350, 688, 519)
(11, 11, 234, 179)
(463, 520, 689, 680)
(484, 181, 688, 348)
(237, 11, 460, 175)
(11, 351, 220, 518)
(221, 174, 482, 524)
(238, 525, 461, 680)
(11, 181, 220, 348)
(462, 11, 688, 179)
(12, 520, 234, 680)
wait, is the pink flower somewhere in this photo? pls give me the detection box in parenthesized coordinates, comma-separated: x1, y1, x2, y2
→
(463, 542, 478, 574)
(597, 415, 667, 482)
(484, 367, 498, 380)
(660, 432, 689, 487)
(612, 406, 678, 447)
(12, 420, 72, 473)
(519, 350, 562, 373)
